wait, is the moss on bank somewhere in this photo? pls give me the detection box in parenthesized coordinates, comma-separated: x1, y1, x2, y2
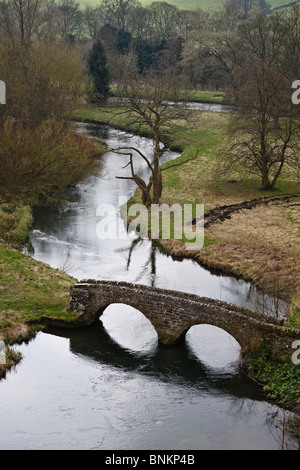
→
(247, 347, 300, 414)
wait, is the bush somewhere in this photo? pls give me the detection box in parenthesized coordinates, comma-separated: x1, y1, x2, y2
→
(0, 119, 101, 206)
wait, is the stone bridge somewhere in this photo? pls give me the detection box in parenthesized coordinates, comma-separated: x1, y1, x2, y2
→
(69, 280, 300, 361)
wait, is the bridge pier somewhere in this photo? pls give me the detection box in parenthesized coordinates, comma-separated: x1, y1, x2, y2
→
(68, 280, 300, 362)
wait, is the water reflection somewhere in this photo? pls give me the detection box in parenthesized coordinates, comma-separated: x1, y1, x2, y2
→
(0, 327, 298, 450)
(29, 124, 285, 316)
(5, 121, 295, 450)
(44, 322, 263, 399)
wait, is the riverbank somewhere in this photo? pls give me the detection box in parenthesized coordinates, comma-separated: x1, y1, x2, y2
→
(0, 203, 78, 378)
(0, 121, 106, 378)
(0, 241, 78, 378)
(110, 87, 227, 105)
(73, 106, 300, 325)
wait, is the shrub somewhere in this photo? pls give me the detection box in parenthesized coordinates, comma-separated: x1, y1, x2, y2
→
(0, 119, 101, 206)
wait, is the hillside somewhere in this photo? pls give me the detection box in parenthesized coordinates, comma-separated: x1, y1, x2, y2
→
(79, 0, 294, 11)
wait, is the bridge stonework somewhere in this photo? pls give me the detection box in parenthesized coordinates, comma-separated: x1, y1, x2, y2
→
(69, 280, 300, 361)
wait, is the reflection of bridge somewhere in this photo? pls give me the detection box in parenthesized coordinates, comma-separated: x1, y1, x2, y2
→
(69, 280, 299, 361)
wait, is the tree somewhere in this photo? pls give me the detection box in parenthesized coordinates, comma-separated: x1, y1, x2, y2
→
(237, 11, 286, 67)
(84, 5, 105, 39)
(225, 57, 300, 190)
(133, 38, 165, 74)
(147, 1, 181, 41)
(88, 39, 110, 104)
(57, 0, 83, 42)
(0, 38, 88, 124)
(0, 118, 100, 205)
(109, 73, 198, 206)
(279, 5, 300, 79)
(0, 0, 50, 49)
(183, 8, 241, 90)
(116, 28, 132, 54)
(100, 0, 141, 34)
(225, 0, 271, 19)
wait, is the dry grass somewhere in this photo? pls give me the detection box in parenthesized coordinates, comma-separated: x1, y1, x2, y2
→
(161, 201, 300, 319)
(206, 203, 299, 297)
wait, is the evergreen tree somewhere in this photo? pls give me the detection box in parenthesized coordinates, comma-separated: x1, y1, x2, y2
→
(88, 40, 110, 104)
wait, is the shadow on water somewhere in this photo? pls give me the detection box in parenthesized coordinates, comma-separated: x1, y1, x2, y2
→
(44, 322, 266, 404)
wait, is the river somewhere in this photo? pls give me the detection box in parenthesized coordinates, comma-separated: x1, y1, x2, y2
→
(0, 122, 297, 450)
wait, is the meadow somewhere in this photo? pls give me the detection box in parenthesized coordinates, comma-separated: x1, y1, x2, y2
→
(79, 0, 294, 12)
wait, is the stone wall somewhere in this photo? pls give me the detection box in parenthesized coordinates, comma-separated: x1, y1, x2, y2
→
(69, 280, 300, 361)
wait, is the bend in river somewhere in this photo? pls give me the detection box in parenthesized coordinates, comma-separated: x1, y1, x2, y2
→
(0, 122, 297, 451)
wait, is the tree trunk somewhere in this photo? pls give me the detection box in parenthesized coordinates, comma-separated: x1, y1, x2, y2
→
(141, 187, 152, 206)
(261, 171, 272, 190)
(133, 174, 152, 206)
(152, 168, 162, 204)
(152, 129, 162, 204)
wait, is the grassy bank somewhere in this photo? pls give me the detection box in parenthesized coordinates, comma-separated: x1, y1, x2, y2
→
(0, 203, 33, 247)
(180, 89, 225, 103)
(0, 242, 77, 379)
(0, 120, 105, 378)
(0, 203, 78, 378)
(110, 87, 226, 104)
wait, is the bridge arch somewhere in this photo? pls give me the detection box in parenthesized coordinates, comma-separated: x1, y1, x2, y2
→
(176, 315, 250, 356)
(89, 298, 159, 335)
(185, 324, 241, 369)
(99, 303, 158, 353)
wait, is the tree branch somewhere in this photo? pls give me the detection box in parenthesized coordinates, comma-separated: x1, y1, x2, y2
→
(161, 155, 198, 172)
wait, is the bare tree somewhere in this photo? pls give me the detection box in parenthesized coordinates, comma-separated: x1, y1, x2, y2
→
(225, 57, 300, 190)
(146, 1, 182, 41)
(0, 0, 50, 48)
(100, 0, 140, 34)
(109, 73, 198, 206)
(57, 0, 83, 41)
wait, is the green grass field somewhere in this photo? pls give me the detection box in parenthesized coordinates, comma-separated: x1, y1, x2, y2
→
(79, 0, 294, 12)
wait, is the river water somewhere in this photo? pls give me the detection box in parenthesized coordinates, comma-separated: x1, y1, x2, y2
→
(0, 123, 297, 450)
